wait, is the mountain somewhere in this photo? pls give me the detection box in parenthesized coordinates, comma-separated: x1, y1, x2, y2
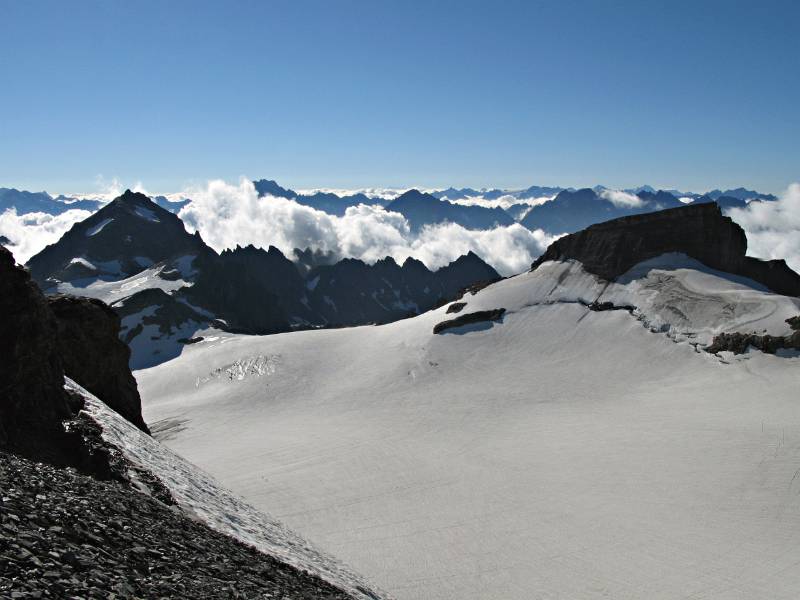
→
(253, 179, 387, 216)
(520, 187, 742, 234)
(431, 187, 507, 201)
(302, 251, 500, 326)
(0, 187, 102, 215)
(26, 190, 501, 368)
(0, 245, 384, 600)
(431, 185, 564, 201)
(152, 195, 191, 213)
(385, 189, 515, 231)
(532, 202, 800, 297)
(292, 191, 386, 216)
(707, 187, 777, 201)
(26, 189, 212, 288)
(138, 205, 800, 600)
(253, 178, 296, 199)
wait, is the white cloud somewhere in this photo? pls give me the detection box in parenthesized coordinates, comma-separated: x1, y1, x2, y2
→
(445, 194, 555, 211)
(599, 189, 644, 208)
(179, 178, 555, 275)
(726, 183, 800, 273)
(0, 208, 92, 263)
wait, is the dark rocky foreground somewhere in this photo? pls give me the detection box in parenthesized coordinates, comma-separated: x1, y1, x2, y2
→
(1, 245, 370, 599)
(0, 451, 354, 600)
(531, 203, 800, 297)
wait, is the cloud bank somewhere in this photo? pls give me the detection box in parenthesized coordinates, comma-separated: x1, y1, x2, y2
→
(727, 183, 800, 273)
(179, 179, 555, 275)
(0, 208, 92, 263)
(444, 194, 556, 211)
(599, 189, 643, 208)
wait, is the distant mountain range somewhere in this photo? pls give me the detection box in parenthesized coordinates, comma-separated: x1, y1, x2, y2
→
(2, 180, 779, 241)
(0, 187, 189, 216)
(26, 190, 499, 367)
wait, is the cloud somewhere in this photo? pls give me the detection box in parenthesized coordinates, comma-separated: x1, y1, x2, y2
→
(0, 208, 92, 263)
(726, 183, 800, 273)
(599, 189, 644, 208)
(445, 194, 555, 211)
(179, 178, 555, 275)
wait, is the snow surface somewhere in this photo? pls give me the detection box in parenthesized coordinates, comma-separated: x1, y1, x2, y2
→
(66, 379, 385, 600)
(68, 257, 96, 270)
(138, 255, 800, 600)
(86, 217, 113, 236)
(56, 266, 191, 305)
(133, 205, 160, 222)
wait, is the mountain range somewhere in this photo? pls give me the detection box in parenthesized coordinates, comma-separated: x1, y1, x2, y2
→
(24, 190, 500, 368)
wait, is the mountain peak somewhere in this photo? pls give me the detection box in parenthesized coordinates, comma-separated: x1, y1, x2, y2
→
(531, 202, 800, 296)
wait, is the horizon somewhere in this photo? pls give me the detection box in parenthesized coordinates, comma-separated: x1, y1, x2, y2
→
(2, 0, 799, 194)
(0, 177, 788, 201)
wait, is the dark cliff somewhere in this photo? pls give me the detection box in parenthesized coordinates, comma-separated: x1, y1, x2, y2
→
(0, 247, 76, 462)
(49, 295, 150, 433)
(531, 203, 800, 297)
(0, 247, 149, 467)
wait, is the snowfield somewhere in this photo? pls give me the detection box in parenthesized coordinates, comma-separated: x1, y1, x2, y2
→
(55, 264, 192, 305)
(137, 255, 800, 600)
(68, 379, 386, 600)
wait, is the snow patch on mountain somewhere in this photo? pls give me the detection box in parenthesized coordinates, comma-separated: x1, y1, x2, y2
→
(86, 217, 114, 236)
(56, 265, 191, 305)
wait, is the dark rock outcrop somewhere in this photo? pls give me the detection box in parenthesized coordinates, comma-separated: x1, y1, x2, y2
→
(0, 247, 76, 462)
(0, 247, 148, 469)
(433, 308, 506, 334)
(531, 203, 800, 297)
(705, 316, 800, 355)
(48, 295, 149, 434)
(446, 302, 467, 314)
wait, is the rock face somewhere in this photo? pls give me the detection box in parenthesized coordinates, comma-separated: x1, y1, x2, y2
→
(531, 203, 800, 297)
(0, 246, 148, 467)
(0, 247, 75, 462)
(48, 295, 149, 434)
(305, 252, 500, 326)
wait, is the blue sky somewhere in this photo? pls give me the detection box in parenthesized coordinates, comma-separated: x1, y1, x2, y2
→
(1, 0, 798, 194)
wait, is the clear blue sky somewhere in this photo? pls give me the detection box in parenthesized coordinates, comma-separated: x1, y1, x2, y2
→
(1, 0, 798, 194)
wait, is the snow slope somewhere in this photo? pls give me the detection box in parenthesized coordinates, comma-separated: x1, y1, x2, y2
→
(137, 255, 800, 600)
(55, 264, 192, 304)
(67, 379, 386, 600)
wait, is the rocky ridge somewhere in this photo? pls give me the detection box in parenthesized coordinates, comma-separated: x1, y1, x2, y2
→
(531, 203, 800, 297)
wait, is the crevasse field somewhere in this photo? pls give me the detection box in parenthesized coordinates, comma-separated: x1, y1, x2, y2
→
(137, 255, 800, 600)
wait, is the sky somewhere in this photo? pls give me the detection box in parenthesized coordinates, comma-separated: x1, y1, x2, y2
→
(1, 0, 798, 194)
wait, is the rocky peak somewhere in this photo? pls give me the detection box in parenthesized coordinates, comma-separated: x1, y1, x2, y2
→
(531, 203, 800, 297)
(26, 190, 212, 288)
